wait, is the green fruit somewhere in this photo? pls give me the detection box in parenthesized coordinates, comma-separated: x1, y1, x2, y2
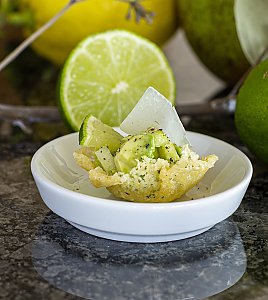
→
(95, 146, 116, 174)
(79, 114, 123, 153)
(114, 134, 155, 173)
(59, 30, 176, 130)
(177, 0, 249, 85)
(158, 141, 180, 163)
(235, 59, 268, 163)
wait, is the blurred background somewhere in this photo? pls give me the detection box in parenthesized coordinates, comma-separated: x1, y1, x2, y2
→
(165, 31, 224, 105)
(0, 0, 227, 107)
(0, 0, 267, 163)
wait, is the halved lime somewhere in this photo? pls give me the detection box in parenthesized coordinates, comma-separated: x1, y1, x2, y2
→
(59, 30, 176, 130)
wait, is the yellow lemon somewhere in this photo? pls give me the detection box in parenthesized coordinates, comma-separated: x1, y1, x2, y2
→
(20, 0, 178, 65)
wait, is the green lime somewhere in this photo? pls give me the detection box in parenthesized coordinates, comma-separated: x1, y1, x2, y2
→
(59, 30, 176, 130)
(235, 59, 268, 163)
(79, 114, 123, 153)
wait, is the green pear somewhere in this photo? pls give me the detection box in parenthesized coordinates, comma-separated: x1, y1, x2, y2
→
(177, 0, 249, 85)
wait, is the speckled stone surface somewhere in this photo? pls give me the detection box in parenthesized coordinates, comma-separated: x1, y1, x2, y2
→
(0, 116, 267, 300)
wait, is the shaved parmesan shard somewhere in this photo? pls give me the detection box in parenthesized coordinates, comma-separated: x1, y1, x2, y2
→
(120, 87, 189, 146)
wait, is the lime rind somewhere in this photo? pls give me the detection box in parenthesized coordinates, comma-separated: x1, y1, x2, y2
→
(79, 114, 91, 145)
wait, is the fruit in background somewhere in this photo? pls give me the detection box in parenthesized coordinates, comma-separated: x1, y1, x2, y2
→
(19, 0, 178, 65)
(74, 89, 218, 203)
(59, 30, 175, 130)
(235, 59, 268, 163)
(177, 0, 250, 85)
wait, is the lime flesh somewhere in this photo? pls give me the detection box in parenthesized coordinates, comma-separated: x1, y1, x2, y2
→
(59, 30, 175, 130)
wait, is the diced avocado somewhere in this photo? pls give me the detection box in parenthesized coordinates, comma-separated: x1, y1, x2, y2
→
(114, 159, 132, 174)
(114, 134, 155, 173)
(121, 135, 133, 143)
(146, 128, 170, 147)
(95, 146, 116, 174)
(153, 147, 159, 159)
(175, 145, 182, 157)
(158, 142, 180, 163)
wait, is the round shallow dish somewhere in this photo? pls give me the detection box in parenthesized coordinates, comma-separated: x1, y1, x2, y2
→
(31, 132, 252, 243)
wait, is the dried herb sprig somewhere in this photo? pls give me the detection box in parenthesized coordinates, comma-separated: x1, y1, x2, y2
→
(120, 0, 155, 23)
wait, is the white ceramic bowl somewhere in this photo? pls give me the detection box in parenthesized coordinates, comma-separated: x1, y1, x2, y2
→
(31, 132, 252, 243)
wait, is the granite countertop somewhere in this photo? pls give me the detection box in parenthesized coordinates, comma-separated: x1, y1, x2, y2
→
(0, 115, 267, 300)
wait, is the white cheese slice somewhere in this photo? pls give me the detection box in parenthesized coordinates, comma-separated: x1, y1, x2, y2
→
(120, 87, 189, 146)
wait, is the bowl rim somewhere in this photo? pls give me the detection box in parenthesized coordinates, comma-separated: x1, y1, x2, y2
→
(31, 131, 253, 209)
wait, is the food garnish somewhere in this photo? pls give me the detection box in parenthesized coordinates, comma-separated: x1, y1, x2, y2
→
(74, 87, 218, 203)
